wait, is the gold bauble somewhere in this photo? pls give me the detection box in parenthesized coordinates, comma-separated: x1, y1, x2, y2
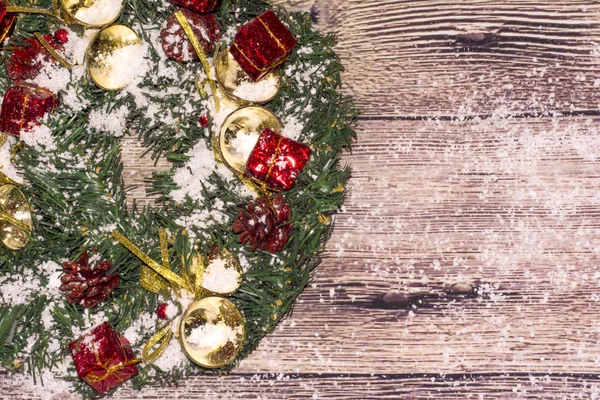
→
(179, 297, 245, 368)
(60, 0, 124, 28)
(86, 25, 142, 91)
(214, 48, 281, 105)
(0, 184, 32, 250)
(218, 106, 283, 176)
(192, 248, 243, 296)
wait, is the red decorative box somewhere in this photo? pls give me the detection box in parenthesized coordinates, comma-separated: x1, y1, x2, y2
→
(230, 10, 297, 81)
(0, 2, 16, 45)
(167, 0, 221, 13)
(0, 84, 58, 136)
(245, 129, 311, 191)
(70, 322, 139, 394)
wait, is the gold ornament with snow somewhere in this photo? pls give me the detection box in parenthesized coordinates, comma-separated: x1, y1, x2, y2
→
(61, 0, 124, 28)
(0, 171, 32, 251)
(214, 48, 281, 106)
(86, 25, 144, 91)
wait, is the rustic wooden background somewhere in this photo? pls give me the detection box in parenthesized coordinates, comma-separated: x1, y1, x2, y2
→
(8, 0, 600, 398)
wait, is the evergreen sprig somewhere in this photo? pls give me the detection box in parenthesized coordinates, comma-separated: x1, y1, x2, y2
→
(0, 0, 357, 397)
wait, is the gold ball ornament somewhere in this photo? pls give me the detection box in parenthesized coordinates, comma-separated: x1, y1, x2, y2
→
(0, 182, 32, 251)
(214, 48, 281, 105)
(60, 0, 124, 28)
(179, 297, 245, 368)
(195, 247, 243, 296)
(218, 106, 283, 176)
(86, 25, 143, 91)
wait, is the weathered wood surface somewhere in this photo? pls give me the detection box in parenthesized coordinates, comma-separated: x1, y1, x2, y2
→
(6, 0, 600, 398)
(303, 0, 600, 117)
(6, 374, 600, 399)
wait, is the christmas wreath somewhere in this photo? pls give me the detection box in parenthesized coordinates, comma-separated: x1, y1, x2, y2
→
(0, 0, 355, 397)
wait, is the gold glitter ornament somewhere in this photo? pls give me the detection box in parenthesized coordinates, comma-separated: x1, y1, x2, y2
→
(86, 25, 142, 91)
(194, 247, 243, 296)
(218, 106, 283, 176)
(179, 297, 245, 368)
(0, 172, 32, 250)
(60, 0, 124, 28)
(214, 48, 281, 105)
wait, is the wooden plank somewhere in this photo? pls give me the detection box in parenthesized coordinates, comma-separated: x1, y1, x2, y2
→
(121, 136, 170, 207)
(229, 116, 600, 374)
(4, 373, 600, 399)
(289, 0, 600, 116)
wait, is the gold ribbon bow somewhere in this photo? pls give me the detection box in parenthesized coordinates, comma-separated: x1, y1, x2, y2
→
(112, 229, 208, 364)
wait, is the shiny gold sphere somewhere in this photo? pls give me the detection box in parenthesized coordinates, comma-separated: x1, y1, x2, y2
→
(218, 106, 283, 176)
(195, 248, 243, 296)
(215, 48, 281, 105)
(179, 297, 245, 368)
(0, 184, 32, 250)
(60, 0, 124, 28)
(86, 25, 142, 91)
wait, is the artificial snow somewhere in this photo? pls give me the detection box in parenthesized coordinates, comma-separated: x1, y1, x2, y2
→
(230, 130, 260, 162)
(202, 257, 240, 293)
(21, 125, 56, 152)
(165, 302, 179, 320)
(74, 0, 122, 26)
(281, 114, 304, 141)
(152, 335, 189, 371)
(123, 312, 156, 345)
(0, 268, 42, 305)
(233, 73, 279, 102)
(186, 321, 241, 350)
(0, 136, 22, 183)
(8, 361, 74, 400)
(171, 143, 219, 202)
(93, 43, 147, 89)
(88, 105, 129, 136)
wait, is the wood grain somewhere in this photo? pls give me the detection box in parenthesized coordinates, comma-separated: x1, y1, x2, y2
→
(4, 373, 600, 399)
(236, 116, 600, 374)
(302, 0, 600, 117)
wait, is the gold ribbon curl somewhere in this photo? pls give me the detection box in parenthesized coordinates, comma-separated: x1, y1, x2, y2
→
(5, 5, 62, 20)
(174, 10, 220, 112)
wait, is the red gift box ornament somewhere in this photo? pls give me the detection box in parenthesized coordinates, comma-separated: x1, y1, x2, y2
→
(70, 322, 140, 394)
(230, 10, 297, 82)
(245, 129, 311, 191)
(0, 84, 58, 136)
(0, 2, 15, 44)
(0, 2, 16, 45)
(168, 0, 221, 13)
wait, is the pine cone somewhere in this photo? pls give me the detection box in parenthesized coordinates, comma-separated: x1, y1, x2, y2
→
(60, 251, 120, 309)
(233, 194, 292, 253)
(160, 9, 221, 62)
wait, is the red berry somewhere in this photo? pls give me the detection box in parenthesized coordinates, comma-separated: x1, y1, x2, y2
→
(156, 303, 169, 320)
(199, 115, 209, 127)
(54, 28, 69, 44)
